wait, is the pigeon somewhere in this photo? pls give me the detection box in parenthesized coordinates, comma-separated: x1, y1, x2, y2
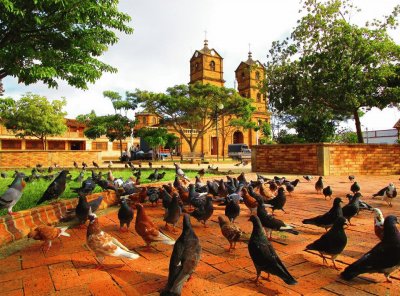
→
(373, 208, 384, 241)
(305, 216, 347, 270)
(0, 172, 7, 178)
(71, 177, 96, 195)
(198, 168, 205, 177)
(28, 225, 70, 253)
(256, 198, 298, 238)
(163, 194, 182, 233)
(302, 197, 343, 231)
(73, 171, 85, 183)
(384, 183, 397, 207)
(148, 161, 153, 169)
(189, 196, 214, 227)
(350, 182, 360, 194)
(160, 214, 201, 296)
(0, 173, 26, 215)
(268, 181, 278, 193)
(241, 187, 258, 214)
(347, 193, 373, 211)
(315, 176, 324, 193)
(118, 197, 134, 232)
(147, 168, 159, 182)
(92, 161, 100, 168)
(303, 175, 313, 182)
(82, 162, 88, 170)
(285, 182, 295, 195)
(225, 198, 240, 223)
(348, 175, 355, 183)
(157, 172, 166, 181)
(74, 193, 103, 227)
(218, 216, 249, 252)
(341, 215, 400, 283)
(87, 213, 139, 268)
(36, 170, 69, 205)
(264, 187, 287, 214)
(322, 186, 333, 200)
(73, 161, 79, 169)
(108, 161, 113, 169)
(174, 162, 190, 182)
(342, 193, 361, 225)
(248, 215, 297, 285)
(135, 203, 175, 247)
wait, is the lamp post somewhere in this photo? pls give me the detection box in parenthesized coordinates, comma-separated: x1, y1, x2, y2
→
(215, 103, 224, 161)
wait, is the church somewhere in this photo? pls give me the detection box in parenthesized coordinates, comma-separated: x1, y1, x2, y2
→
(135, 39, 270, 159)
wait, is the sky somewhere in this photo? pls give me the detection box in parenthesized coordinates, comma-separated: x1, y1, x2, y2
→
(3, 0, 400, 131)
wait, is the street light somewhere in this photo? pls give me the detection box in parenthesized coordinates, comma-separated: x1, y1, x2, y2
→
(215, 103, 224, 161)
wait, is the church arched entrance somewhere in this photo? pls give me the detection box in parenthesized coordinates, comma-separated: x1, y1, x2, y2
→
(233, 131, 244, 143)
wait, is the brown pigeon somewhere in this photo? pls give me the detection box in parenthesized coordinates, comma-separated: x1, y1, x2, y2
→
(28, 225, 70, 253)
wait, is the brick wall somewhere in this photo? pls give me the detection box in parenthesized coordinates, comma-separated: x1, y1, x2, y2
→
(326, 144, 400, 175)
(252, 143, 400, 176)
(0, 150, 101, 168)
(0, 191, 118, 247)
(252, 144, 320, 175)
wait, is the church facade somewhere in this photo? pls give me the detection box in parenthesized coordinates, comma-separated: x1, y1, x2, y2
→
(135, 40, 270, 159)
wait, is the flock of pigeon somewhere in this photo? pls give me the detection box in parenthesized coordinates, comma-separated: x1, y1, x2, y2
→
(1, 162, 400, 294)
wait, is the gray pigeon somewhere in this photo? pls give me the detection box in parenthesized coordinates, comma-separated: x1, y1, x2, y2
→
(0, 173, 26, 215)
(161, 214, 201, 296)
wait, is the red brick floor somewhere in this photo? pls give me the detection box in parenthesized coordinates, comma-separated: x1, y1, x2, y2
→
(1, 174, 400, 295)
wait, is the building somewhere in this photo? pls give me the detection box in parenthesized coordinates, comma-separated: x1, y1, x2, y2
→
(136, 39, 270, 158)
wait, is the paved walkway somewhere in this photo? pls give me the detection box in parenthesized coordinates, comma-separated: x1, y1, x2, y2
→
(0, 174, 400, 296)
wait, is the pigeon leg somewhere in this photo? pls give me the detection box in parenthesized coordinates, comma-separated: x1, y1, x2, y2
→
(253, 273, 261, 285)
(331, 258, 341, 270)
(384, 274, 392, 283)
(164, 222, 170, 231)
(232, 241, 237, 250)
(320, 253, 328, 265)
(42, 241, 52, 254)
(8, 210, 17, 216)
(227, 242, 233, 252)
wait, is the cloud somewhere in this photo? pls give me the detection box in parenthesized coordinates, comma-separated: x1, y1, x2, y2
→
(2, 0, 399, 130)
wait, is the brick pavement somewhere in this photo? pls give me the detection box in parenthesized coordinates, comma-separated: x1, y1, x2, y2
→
(0, 174, 399, 295)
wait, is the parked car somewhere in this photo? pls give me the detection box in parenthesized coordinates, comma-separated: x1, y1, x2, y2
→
(228, 144, 252, 160)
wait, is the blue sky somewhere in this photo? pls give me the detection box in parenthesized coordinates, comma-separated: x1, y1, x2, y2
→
(3, 0, 400, 131)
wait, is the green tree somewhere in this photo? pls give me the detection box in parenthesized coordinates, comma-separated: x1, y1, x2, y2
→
(103, 91, 139, 116)
(77, 112, 136, 158)
(0, 0, 133, 95)
(136, 127, 178, 160)
(0, 93, 67, 149)
(132, 82, 256, 154)
(264, 0, 400, 143)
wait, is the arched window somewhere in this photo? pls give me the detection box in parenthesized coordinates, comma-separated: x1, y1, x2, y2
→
(255, 71, 260, 80)
(241, 72, 245, 80)
(210, 61, 215, 71)
(257, 93, 261, 102)
(195, 63, 199, 70)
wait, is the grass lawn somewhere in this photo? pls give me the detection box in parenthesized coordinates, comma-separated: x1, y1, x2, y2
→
(0, 167, 215, 216)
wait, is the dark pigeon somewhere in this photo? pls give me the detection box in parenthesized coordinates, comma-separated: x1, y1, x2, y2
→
(315, 176, 324, 193)
(190, 196, 214, 227)
(248, 215, 297, 285)
(225, 198, 240, 223)
(75, 193, 103, 226)
(350, 182, 360, 194)
(341, 215, 400, 283)
(302, 197, 343, 231)
(264, 187, 287, 214)
(305, 216, 347, 270)
(342, 193, 361, 225)
(322, 186, 333, 200)
(160, 214, 201, 296)
(118, 197, 134, 232)
(164, 194, 182, 232)
(36, 170, 69, 205)
(218, 216, 249, 252)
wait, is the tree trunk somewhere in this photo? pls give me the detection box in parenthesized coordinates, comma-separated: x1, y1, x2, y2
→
(42, 136, 47, 150)
(354, 110, 364, 143)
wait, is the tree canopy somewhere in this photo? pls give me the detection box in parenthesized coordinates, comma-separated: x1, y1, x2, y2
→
(132, 82, 256, 154)
(0, 0, 133, 95)
(264, 0, 400, 143)
(136, 127, 178, 159)
(0, 93, 67, 149)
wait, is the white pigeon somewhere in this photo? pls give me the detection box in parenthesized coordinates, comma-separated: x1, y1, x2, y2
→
(87, 213, 139, 268)
(372, 208, 384, 240)
(384, 183, 397, 207)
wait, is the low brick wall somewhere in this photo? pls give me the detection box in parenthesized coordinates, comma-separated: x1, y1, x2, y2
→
(252, 143, 400, 176)
(0, 150, 101, 168)
(0, 191, 118, 247)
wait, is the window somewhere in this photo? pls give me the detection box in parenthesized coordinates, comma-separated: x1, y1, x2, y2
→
(195, 63, 199, 70)
(48, 141, 65, 150)
(26, 140, 42, 150)
(255, 71, 260, 80)
(92, 142, 108, 151)
(257, 93, 261, 102)
(241, 72, 245, 80)
(1, 140, 21, 150)
(210, 61, 215, 71)
(152, 117, 157, 124)
(113, 142, 128, 151)
(143, 117, 147, 124)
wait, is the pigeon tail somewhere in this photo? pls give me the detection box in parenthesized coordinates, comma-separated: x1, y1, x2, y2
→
(114, 247, 140, 259)
(58, 227, 70, 237)
(157, 230, 176, 245)
(282, 228, 299, 235)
